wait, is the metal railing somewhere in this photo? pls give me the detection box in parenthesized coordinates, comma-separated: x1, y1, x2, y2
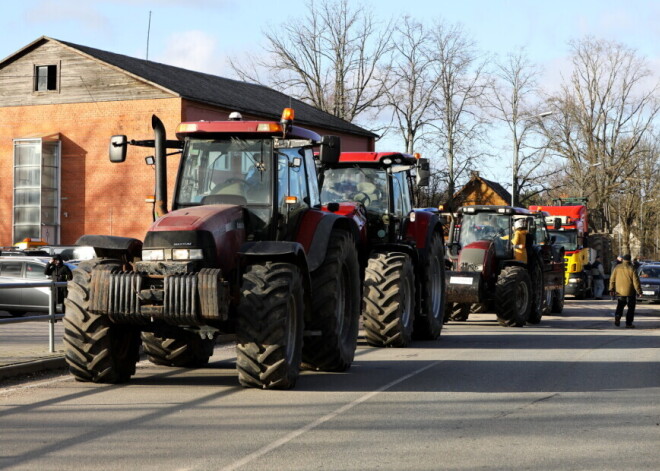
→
(0, 280, 68, 353)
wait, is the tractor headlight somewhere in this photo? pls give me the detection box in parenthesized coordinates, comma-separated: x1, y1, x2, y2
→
(172, 248, 204, 260)
(142, 249, 165, 261)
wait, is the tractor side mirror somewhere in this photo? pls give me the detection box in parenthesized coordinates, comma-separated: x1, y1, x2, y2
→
(416, 158, 431, 187)
(319, 135, 341, 164)
(109, 135, 128, 163)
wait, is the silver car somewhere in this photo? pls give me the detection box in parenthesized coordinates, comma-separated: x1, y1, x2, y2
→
(0, 256, 76, 316)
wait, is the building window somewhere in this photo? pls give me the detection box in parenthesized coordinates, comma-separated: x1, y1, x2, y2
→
(13, 138, 61, 244)
(34, 65, 58, 92)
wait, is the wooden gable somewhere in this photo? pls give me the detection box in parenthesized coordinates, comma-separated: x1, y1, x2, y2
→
(0, 38, 174, 107)
(454, 173, 511, 207)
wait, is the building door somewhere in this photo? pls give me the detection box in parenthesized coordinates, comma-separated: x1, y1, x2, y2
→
(13, 138, 61, 245)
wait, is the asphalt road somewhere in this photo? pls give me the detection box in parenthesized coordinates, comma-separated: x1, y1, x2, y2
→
(1, 300, 659, 471)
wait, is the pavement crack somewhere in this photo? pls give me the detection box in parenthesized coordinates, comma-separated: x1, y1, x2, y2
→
(495, 393, 560, 419)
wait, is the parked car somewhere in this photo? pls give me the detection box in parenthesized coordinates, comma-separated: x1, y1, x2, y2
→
(0, 256, 76, 316)
(638, 263, 660, 303)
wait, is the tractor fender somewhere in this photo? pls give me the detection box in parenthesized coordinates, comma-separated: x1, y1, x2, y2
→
(368, 242, 418, 263)
(239, 240, 313, 322)
(75, 234, 143, 262)
(405, 210, 442, 253)
(301, 212, 361, 272)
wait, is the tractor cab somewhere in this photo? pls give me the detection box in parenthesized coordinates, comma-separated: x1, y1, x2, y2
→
(319, 152, 430, 243)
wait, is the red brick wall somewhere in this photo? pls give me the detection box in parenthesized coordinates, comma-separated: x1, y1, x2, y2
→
(0, 98, 183, 245)
(0, 98, 374, 246)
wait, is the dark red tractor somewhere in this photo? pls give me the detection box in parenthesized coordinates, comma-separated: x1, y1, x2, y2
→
(318, 152, 446, 347)
(63, 109, 365, 389)
(445, 205, 564, 327)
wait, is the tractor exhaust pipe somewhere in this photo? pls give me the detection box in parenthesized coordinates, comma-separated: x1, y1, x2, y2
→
(152, 115, 168, 218)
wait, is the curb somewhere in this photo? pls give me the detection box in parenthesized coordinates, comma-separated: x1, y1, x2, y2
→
(0, 356, 68, 381)
(0, 335, 237, 382)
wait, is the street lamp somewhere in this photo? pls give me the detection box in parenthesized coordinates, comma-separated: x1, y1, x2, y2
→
(511, 111, 553, 206)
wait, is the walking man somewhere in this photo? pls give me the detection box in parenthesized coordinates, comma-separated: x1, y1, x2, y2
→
(609, 254, 642, 328)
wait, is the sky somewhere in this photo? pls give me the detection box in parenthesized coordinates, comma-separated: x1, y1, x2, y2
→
(2, 0, 659, 183)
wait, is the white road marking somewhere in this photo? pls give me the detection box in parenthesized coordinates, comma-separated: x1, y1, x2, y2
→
(219, 360, 440, 471)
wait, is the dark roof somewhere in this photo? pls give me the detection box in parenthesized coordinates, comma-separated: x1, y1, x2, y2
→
(453, 173, 511, 205)
(52, 39, 375, 138)
(479, 176, 511, 202)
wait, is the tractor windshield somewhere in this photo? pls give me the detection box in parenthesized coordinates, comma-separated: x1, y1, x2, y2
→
(320, 166, 388, 212)
(459, 212, 512, 258)
(548, 230, 577, 251)
(175, 138, 273, 207)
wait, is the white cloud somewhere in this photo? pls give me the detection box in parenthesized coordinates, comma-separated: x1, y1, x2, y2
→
(24, 0, 110, 33)
(155, 30, 220, 75)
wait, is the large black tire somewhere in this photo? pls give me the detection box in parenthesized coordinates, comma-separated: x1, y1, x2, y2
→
(413, 233, 446, 340)
(141, 331, 215, 367)
(551, 284, 565, 314)
(449, 303, 470, 322)
(304, 230, 360, 371)
(63, 259, 141, 383)
(495, 266, 532, 327)
(527, 261, 544, 325)
(363, 252, 415, 347)
(470, 303, 490, 314)
(236, 262, 304, 389)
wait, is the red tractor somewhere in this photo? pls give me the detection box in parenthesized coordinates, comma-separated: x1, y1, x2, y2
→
(63, 109, 365, 389)
(318, 152, 446, 347)
(445, 205, 564, 326)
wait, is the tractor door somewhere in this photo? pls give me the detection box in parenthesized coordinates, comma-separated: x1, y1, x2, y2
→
(391, 170, 413, 240)
(276, 147, 312, 241)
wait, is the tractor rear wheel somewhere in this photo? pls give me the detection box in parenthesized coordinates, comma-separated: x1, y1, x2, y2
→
(63, 259, 141, 383)
(527, 261, 544, 324)
(495, 266, 532, 327)
(236, 262, 304, 389)
(449, 303, 470, 322)
(363, 252, 415, 347)
(142, 331, 215, 367)
(304, 229, 360, 371)
(551, 284, 565, 314)
(413, 233, 446, 340)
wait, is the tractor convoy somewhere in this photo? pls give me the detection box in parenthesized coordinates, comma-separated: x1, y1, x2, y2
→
(61, 108, 571, 390)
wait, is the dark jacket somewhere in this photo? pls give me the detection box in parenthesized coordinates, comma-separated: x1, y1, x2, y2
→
(44, 258, 72, 282)
(609, 261, 642, 297)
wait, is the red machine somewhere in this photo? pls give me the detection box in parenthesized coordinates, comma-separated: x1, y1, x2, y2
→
(63, 109, 365, 389)
(318, 151, 446, 347)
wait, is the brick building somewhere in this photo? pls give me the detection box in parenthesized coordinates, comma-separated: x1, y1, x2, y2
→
(0, 36, 376, 246)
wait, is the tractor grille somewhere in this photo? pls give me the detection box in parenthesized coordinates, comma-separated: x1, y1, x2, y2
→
(89, 267, 227, 325)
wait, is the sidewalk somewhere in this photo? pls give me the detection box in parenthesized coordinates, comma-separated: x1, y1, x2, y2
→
(0, 316, 67, 380)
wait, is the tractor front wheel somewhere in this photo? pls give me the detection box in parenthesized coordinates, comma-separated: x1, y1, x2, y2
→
(495, 266, 532, 327)
(63, 259, 141, 383)
(236, 262, 304, 389)
(363, 252, 415, 347)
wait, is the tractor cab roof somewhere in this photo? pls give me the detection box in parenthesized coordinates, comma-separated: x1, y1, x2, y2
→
(175, 121, 321, 142)
(336, 152, 418, 167)
(458, 205, 534, 216)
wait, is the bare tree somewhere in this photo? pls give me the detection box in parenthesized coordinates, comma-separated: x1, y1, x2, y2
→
(544, 37, 660, 232)
(487, 49, 559, 206)
(229, 0, 393, 124)
(428, 21, 490, 209)
(381, 17, 441, 154)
